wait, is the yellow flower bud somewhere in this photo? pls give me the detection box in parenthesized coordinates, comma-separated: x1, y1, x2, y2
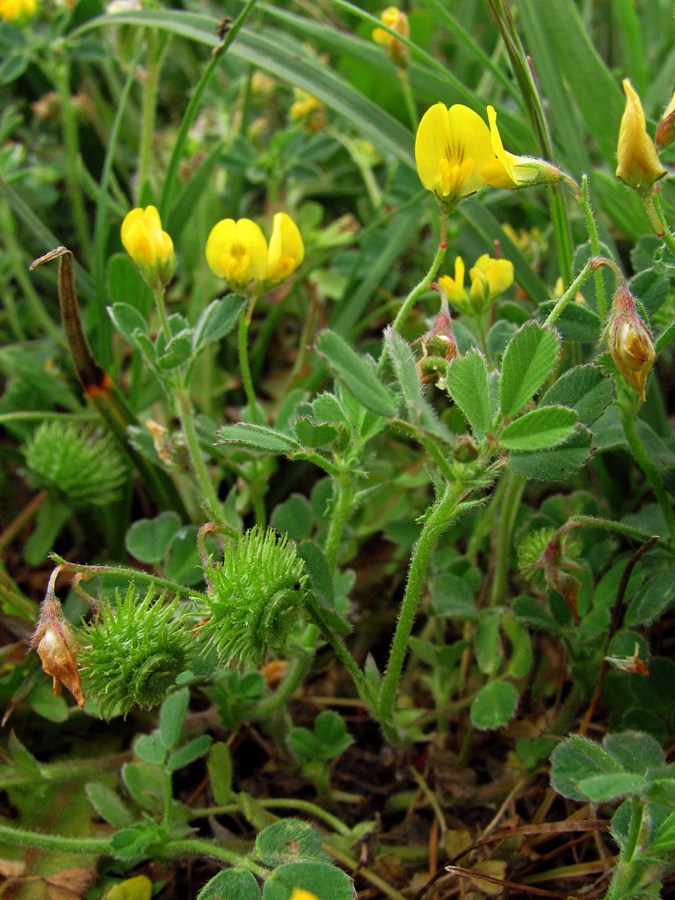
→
(438, 256, 470, 315)
(372, 6, 410, 66)
(439, 253, 513, 316)
(121, 206, 175, 289)
(205, 218, 268, 292)
(265, 212, 304, 286)
(290, 89, 326, 132)
(655, 90, 675, 151)
(481, 106, 569, 190)
(605, 285, 655, 403)
(615, 79, 667, 196)
(468, 254, 514, 314)
(0, 0, 36, 21)
(30, 598, 84, 708)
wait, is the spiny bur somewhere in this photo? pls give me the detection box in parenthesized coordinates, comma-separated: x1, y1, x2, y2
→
(78, 584, 192, 718)
(200, 526, 308, 668)
(24, 422, 127, 507)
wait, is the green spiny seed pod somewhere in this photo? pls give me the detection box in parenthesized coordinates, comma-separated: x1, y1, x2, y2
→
(201, 526, 308, 667)
(517, 527, 581, 588)
(24, 422, 128, 507)
(78, 584, 191, 718)
(517, 528, 556, 587)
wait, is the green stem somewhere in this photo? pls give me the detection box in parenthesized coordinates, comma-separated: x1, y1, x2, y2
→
(163, 838, 266, 875)
(175, 388, 226, 528)
(158, 0, 260, 217)
(303, 594, 366, 697)
(162, 768, 173, 834)
(137, 30, 167, 199)
(191, 797, 351, 836)
(544, 258, 596, 326)
(51, 555, 205, 599)
(379, 478, 468, 735)
(252, 648, 315, 719)
(581, 175, 607, 320)
(489, 471, 524, 606)
(154, 286, 172, 342)
(603, 798, 647, 900)
(388, 208, 448, 341)
(488, 0, 573, 283)
(324, 468, 355, 571)
(397, 67, 418, 131)
(53, 63, 92, 262)
(238, 297, 263, 424)
(0, 823, 110, 854)
(559, 514, 674, 553)
(618, 397, 675, 540)
(649, 190, 675, 255)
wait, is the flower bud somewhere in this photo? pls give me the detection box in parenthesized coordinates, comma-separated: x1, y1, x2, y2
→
(655, 90, 675, 151)
(605, 285, 655, 403)
(30, 598, 84, 708)
(121, 206, 175, 290)
(372, 7, 410, 66)
(615, 79, 667, 196)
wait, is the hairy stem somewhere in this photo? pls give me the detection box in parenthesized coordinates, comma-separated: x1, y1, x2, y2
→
(238, 296, 263, 424)
(580, 174, 608, 320)
(379, 478, 468, 736)
(324, 469, 355, 571)
(175, 388, 226, 528)
(489, 471, 524, 606)
(618, 396, 675, 540)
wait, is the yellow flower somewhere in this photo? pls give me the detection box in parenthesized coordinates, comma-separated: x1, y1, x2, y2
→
(206, 218, 268, 292)
(615, 79, 666, 196)
(438, 257, 469, 311)
(290, 89, 326, 131)
(0, 0, 36, 20)
(439, 253, 513, 316)
(655, 89, 675, 151)
(372, 6, 409, 66)
(469, 254, 514, 313)
(121, 206, 175, 289)
(482, 106, 566, 189)
(265, 212, 304, 285)
(415, 103, 497, 204)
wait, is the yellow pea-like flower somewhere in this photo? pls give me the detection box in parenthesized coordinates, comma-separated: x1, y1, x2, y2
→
(121, 206, 175, 289)
(438, 257, 469, 311)
(415, 103, 497, 204)
(265, 212, 304, 286)
(0, 0, 36, 21)
(372, 6, 410, 66)
(481, 106, 566, 190)
(615, 79, 666, 196)
(205, 218, 268, 292)
(439, 253, 514, 317)
(469, 254, 514, 313)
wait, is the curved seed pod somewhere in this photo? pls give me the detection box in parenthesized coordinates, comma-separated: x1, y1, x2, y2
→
(200, 526, 307, 667)
(78, 584, 192, 718)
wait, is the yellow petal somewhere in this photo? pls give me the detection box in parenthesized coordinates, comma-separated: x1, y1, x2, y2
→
(616, 79, 666, 193)
(415, 103, 494, 201)
(266, 212, 304, 284)
(205, 218, 268, 290)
